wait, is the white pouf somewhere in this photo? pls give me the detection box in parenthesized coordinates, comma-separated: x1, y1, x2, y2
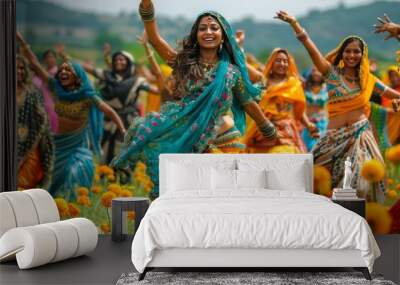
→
(0, 189, 98, 269)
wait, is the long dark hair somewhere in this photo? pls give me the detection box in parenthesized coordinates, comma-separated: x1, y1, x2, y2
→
(171, 13, 235, 99)
(333, 37, 364, 69)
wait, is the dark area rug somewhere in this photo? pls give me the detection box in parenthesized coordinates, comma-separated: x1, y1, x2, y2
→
(116, 271, 396, 285)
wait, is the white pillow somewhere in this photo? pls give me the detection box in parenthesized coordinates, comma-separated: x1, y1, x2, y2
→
(237, 158, 308, 192)
(266, 168, 307, 192)
(236, 169, 267, 189)
(212, 168, 237, 191)
(167, 162, 212, 191)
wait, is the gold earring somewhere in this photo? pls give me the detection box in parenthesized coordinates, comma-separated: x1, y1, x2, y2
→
(219, 42, 223, 52)
(338, 59, 344, 69)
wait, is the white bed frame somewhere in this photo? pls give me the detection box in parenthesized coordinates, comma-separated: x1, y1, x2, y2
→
(139, 154, 370, 280)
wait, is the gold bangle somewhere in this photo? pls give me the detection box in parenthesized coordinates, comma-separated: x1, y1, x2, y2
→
(139, 2, 155, 22)
(295, 28, 308, 42)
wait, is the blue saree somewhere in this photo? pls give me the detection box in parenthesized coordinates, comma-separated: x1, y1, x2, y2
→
(49, 63, 103, 200)
(111, 11, 261, 197)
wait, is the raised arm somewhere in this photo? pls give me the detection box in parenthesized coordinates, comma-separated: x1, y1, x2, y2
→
(139, 0, 177, 63)
(17, 32, 50, 84)
(103, 42, 113, 68)
(274, 11, 331, 75)
(137, 31, 164, 92)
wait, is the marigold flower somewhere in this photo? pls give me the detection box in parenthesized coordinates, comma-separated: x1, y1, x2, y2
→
(144, 185, 153, 193)
(134, 172, 146, 180)
(92, 186, 101, 194)
(76, 187, 89, 196)
(77, 195, 91, 207)
(387, 179, 394, 185)
(385, 145, 400, 164)
(361, 159, 385, 182)
(95, 174, 100, 181)
(101, 191, 116, 208)
(68, 203, 81, 217)
(107, 183, 122, 195)
(366, 202, 392, 234)
(121, 190, 133, 197)
(107, 175, 116, 182)
(313, 166, 332, 197)
(387, 190, 398, 199)
(135, 162, 146, 171)
(396, 184, 400, 191)
(54, 198, 69, 219)
(127, 211, 136, 221)
(100, 223, 110, 234)
(96, 165, 114, 176)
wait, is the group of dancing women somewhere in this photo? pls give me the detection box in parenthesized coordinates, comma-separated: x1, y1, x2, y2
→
(16, 0, 400, 202)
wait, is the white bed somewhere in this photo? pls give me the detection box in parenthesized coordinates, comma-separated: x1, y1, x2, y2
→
(131, 154, 380, 280)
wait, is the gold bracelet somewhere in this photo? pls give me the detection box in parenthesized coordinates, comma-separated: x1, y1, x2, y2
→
(139, 2, 155, 22)
(295, 28, 308, 42)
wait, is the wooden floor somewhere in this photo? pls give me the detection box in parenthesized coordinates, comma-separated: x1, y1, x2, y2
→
(0, 235, 133, 285)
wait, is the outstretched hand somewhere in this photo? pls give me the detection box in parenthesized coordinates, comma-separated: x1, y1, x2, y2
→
(235, 29, 245, 47)
(136, 31, 149, 46)
(274, 11, 296, 25)
(103, 42, 112, 55)
(374, 14, 400, 41)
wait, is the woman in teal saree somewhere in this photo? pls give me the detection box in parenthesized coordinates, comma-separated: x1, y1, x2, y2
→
(17, 32, 126, 200)
(112, 0, 278, 198)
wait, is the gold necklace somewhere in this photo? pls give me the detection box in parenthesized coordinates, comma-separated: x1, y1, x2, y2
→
(340, 69, 359, 84)
(199, 60, 217, 73)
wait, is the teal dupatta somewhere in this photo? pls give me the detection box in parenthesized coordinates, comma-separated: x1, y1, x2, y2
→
(111, 11, 261, 197)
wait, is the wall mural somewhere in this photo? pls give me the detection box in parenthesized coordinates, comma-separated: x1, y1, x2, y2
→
(15, 0, 400, 235)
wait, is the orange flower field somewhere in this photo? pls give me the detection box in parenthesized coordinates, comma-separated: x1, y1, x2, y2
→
(51, 147, 400, 235)
(53, 161, 151, 234)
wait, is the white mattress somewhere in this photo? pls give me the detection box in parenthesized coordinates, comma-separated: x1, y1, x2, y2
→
(131, 190, 380, 273)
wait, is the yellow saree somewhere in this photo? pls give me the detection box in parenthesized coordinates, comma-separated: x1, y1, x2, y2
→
(244, 49, 306, 153)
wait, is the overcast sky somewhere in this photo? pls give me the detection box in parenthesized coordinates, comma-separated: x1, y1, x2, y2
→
(47, 0, 387, 21)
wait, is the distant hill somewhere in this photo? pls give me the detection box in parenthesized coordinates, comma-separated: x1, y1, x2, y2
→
(17, 0, 400, 69)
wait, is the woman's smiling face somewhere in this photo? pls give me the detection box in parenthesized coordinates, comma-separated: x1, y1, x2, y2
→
(271, 51, 289, 76)
(342, 40, 363, 68)
(197, 15, 223, 50)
